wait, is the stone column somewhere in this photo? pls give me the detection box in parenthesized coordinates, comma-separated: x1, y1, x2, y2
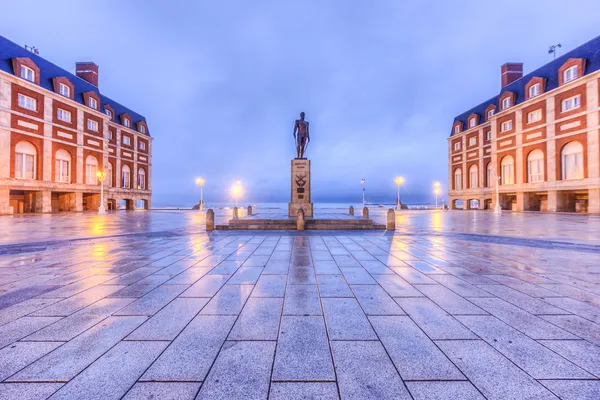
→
(516, 192, 529, 212)
(247, 205, 252, 216)
(547, 190, 558, 212)
(232, 207, 238, 220)
(349, 206, 354, 215)
(296, 209, 305, 231)
(74, 192, 83, 212)
(386, 209, 395, 230)
(362, 207, 369, 218)
(206, 209, 215, 231)
(0, 189, 10, 214)
(588, 189, 600, 214)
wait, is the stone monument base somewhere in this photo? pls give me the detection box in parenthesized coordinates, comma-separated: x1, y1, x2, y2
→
(288, 202, 314, 218)
(288, 158, 314, 217)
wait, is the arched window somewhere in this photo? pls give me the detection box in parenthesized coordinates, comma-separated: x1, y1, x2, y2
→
(486, 162, 493, 187)
(454, 168, 462, 190)
(561, 141, 584, 180)
(527, 150, 544, 183)
(469, 165, 478, 189)
(107, 162, 113, 187)
(122, 165, 131, 188)
(15, 141, 37, 180)
(137, 168, 146, 190)
(501, 156, 514, 185)
(55, 149, 71, 183)
(85, 155, 98, 185)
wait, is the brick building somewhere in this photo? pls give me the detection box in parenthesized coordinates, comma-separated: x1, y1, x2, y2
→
(448, 35, 600, 213)
(0, 35, 151, 214)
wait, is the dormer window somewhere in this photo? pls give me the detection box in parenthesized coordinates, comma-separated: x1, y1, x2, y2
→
(59, 83, 70, 98)
(563, 66, 578, 83)
(501, 97, 511, 110)
(469, 118, 476, 128)
(487, 109, 494, 119)
(454, 125, 460, 134)
(124, 119, 131, 128)
(89, 97, 98, 109)
(105, 109, 113, 120)
(20, 65, 35, 82)
(139, 125, 146, 134)
(529, 84, 540, 98)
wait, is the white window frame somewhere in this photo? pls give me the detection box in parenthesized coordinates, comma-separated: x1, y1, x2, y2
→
(486, 131, 492, 141)
(105, 109, 113, 120)
(89, 97, 98, 109)
(85, 156, 98, 185)
(57, 108, 72, 123)
(561, 142, 584, 180)
(123, 136, 131, 146)
(468, 137, 477, 147)
(108, 130, 113, 140)
(501, 156, 514, 185)
(486, 163, 493, 187)
(17, 93, 37, 111)
(124, 119, 131, 128)
(55, 150, 71, 183)
(563, 66, 578, 83)
(139, 141, 146, 150)
(500, 120, 513, 132)
(561, 95, 581, 113)
(15, 142, 37, 180)
(454, 169, 462, 190)
(469, 118, 476, 128)
(137, 168, 146, 189)
(527, 150, 544, 183)
(527, 109, 541, 124)
(487, 109, 494, 119)
(59, 83, 70, 97)
(453, 142, 461, 151)
(107, 163, 113, 187)
(140, 125, 146, 134)
(529, 83, 540, 98)
(469, 166, 478, 189)
(501, 97, 511, 110)
(20, 65, 35, 82)
(122, 165, 131, 188)
(87, 119, 99, 131)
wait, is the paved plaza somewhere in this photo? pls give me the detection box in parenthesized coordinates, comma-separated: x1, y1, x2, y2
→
(0, 210, 599, 399)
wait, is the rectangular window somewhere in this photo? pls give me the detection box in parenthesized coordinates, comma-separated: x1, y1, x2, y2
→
(486, 131, 492, 140)
(86, 164, 98, 185)
(89, 97, 98, 109)
(563, 66, 578, 83)
(122, 171, 130, 188)
(487, 167, 492, 187)
(563, 153, 584, 180)
(139, 141, 146, 150)
(124, 119, 131, 128)
(453, 142, 460, 151)
(528, 159, 544, 183)
(500, 121, 513, 132)
(501, 97, 511, 110)
(87, 119, 99, 131)
(59, 83, 70, 97)
(529, 84, 540, 98)
(123, 136, 131, 145)
(469, 119, 476, 128)
(55, 159, 70, 183)
(20, 65, 35, 82)
(140, 125, 146, 134)
(527, 110, 541, 124)
(105, 109, 112, 120)
(17, 93, 37, 111)
(561, 95, 581, 112)
(57, 108, 72, 123)
(502, 164, 514, 185)
(15, 153, 36, 179)
(468, 137, 476, 146)
(487, 109, 494, 119)
(470, 170, 478, 188)
(108, 130, 113, 140)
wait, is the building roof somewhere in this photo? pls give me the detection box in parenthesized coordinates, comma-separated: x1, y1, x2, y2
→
(0, 34, 150, 136)
(450, 34, 600, 136)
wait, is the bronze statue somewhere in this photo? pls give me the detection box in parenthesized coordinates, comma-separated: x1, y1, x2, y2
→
(293, 112, 310, 159)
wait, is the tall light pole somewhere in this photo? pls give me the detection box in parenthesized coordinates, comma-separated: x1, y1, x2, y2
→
(361, 178, 365, 206)
(492, 168, 502, 215)
(394, 176, 404, 210)
(231, 180, 242, 208)
(96, 170, 107, 214)
(433, 181, 441, 209)
(196, 177, 206, 210)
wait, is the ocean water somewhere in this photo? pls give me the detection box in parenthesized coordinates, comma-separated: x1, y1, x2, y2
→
(153, 202, 438, 211)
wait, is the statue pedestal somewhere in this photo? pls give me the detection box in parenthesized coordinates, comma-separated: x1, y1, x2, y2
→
(288, 158, 313, 218)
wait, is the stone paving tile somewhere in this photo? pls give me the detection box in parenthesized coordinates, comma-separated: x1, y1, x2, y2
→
(339, 267, 376, 284)
(322, 298, 377, 340)
(0, 341, 62, 380)
(0, 317, 62, 349)
(0, 298, 61, 326)
(437, 340, 558, 400)
(539, 380, 600, 400)
(200, 284, 253, 315)
(30, 285, 126, 317)
(37, 275, 118, 298)
(272, 316, 335, 381)
(126, 297, 209, 340)
(543, 297, 600, 323)
(196, 341, 275, 399)
(331, 340, 411, 399)
(351, 284, 405, 315)
(405, 381, 484, 400)
(0, 383, 63, 400)
(358, 259, 394, 274)
(457, 315, 592, 379)
(262, 261, 290, 274)
(227, 266, 263, 284)
(10, 316, 146, 382)
(114, 284, 188, 316)
(313, 260, 340, 274)
(269, 382, 339, 400)
(390, 267, 437, 284)
(483, 275, 560, 297)
(208, 260, 243, 275)
(540, 314, 600, 345)
(539, 339, 600, 377)
(108, 274, 172, 298)
(180, 274, 230, 297)
(468, 297, 577, 339)
(228, 297, 283, 340)
(372, 273, 423, 297)
(429, 274, 492, 297)
(415, 284, 487, 315)
(47, 341, 167, 400)
(123, 382, 201, 400)
(395, 297, 477, 339)
(251, 274, 286, 297)
(283, 285, 322, 315)
(0, 285, 63, 310)
(316, 274, 353, 297)
(166, 267, 212, 284)
(370, 315, 464, 380)
(103, 267, 162, 285)
(405, 260, 447, 274)
(141, 315, 235, 381)
(477, 284, 567, 314)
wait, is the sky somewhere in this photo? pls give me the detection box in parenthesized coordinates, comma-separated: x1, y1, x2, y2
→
(2, 1, 600, 206)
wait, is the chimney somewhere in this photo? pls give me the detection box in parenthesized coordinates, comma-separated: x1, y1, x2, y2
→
(76, 62, 99, 87)
(501, 62, 523, 88)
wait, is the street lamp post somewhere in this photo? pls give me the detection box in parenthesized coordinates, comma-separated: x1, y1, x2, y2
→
(96, 170, 107, 214)
(492, 169, 502, 215)
(394, 176, 404, 210)
(433, 182, 441, 209)
(195, 177, 206, 210)
(361, 178, 365, 206)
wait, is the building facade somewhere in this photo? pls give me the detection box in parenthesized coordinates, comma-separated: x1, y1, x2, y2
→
(0, 35, 152, 214)
(448, 35, 600, 213)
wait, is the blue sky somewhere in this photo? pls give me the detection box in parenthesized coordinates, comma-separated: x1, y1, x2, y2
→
(3, 1, 600, 206)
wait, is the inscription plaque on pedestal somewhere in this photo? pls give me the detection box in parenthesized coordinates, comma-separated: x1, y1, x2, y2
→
(288, 158, 314, 217)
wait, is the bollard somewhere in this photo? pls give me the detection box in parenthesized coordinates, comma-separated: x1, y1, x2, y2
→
(297, 208, 305, 231)
(247, 205, 252, 216)
(387, 208, 396, 230)
(233, 207, 239, 220)
(362, 206, 369, 218)
(349, 206, 354, 215)
(206, 208, 215, 231)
